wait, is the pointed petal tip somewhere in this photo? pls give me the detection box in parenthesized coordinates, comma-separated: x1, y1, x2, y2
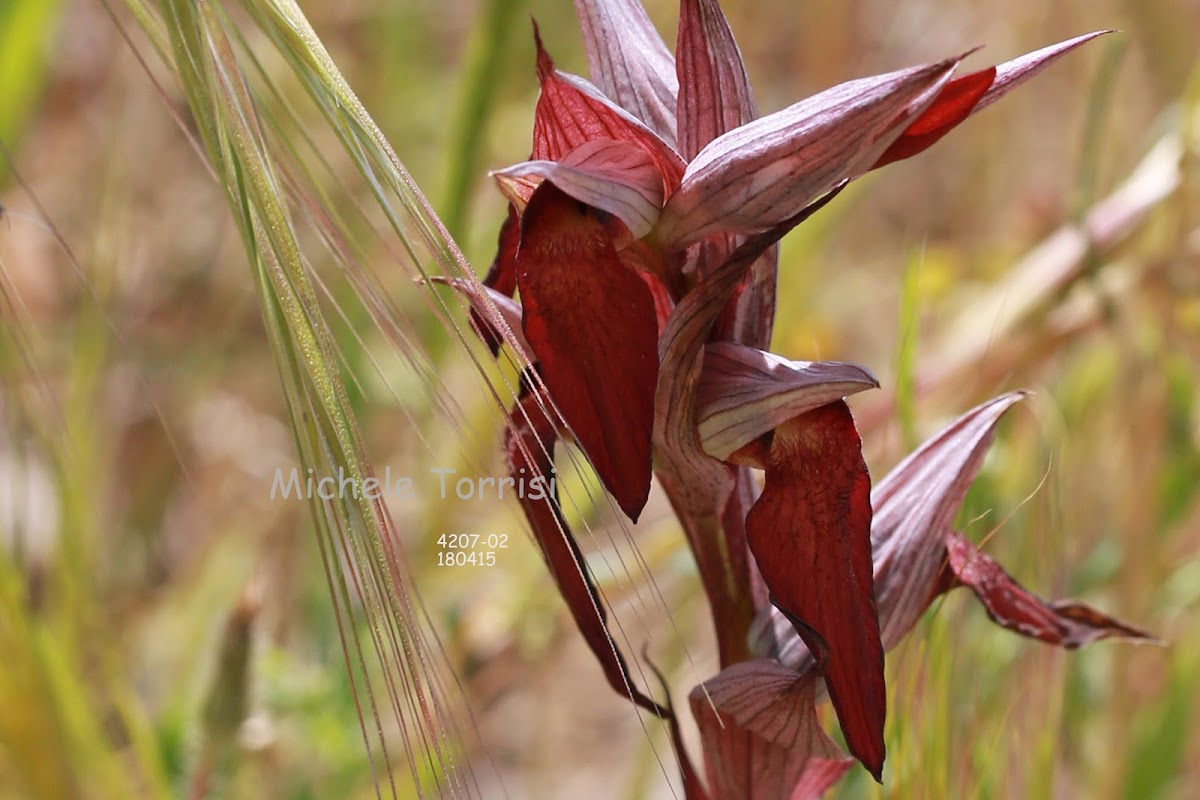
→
(831, 365, 881, 395)
(837, 692, 885, 782)
(935, 48, 975, 74)
(947, 532, 1158, 650)
(999, 388, 1033, 406)
(660, 58, 960, 247)
(858, 364, 882, 390)
(848, 727, 885, 784)
(955, 44, 986, 61)
(531, 16, 554, 80)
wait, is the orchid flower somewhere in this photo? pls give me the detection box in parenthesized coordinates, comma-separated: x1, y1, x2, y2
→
(442, 1, 1151, 795)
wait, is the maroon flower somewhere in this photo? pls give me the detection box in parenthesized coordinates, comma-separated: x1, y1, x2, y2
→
(441, 1, 1149, 796)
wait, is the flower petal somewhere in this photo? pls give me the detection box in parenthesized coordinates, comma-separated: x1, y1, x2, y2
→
(532, 24, 685, 197)
(472, 205, 522, 355)
(696, 342, 879, 460)
(871, 392, 1028, 648)
(657, 56, 960, 248)
(675, 0, 777, 351)
(517, 182, 659, 521)
(572, 0, 679, 146)
(505, 389, 666, 713)
(676, 0, 758, 160)
(753, 391, 1156, 674)
(744, 401, 885, 780)
(944, 532, 1158, 647)
(753, 392, 1029, 670)
(653, 188, 845, 665)
(427, 275, 533, 363)
(483, 203, 520, 297)
(638, 268, 675, 335)
(707, 242, 779, 350)
(973, 31, 1114, 117)
(690, 660, 855, 799)
(871, 67, 995, 169)
(492, 139, 665, 238)
(874, 31, 1111, 168)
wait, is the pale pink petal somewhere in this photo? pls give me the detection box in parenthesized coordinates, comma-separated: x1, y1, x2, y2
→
(690, 660, 855, 799)
(492, 139, 665, 237)
(675, 0, 776, 351)
(657, 57, 961, 249)
(974, 31, 1113, 115)
(696, 342, 878, 460)
(871, 392, 1027, 648)
(489, 171, 540, 211)
(676, 0, 758, 160)
(573, 0, 679, 145)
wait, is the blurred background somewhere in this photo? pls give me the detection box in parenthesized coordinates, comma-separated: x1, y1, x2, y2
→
(0, 0, 1197, 797)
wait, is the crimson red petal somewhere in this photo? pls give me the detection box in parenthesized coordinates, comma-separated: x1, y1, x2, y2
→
(472, 205, 522, 355)
(872, 67, 995, 169)
(482, 204, 520, 297)
(873, 32, 1110, 169)
(944, 532, 1157, 648)
(744, 401, 885, 780)
(531, 23, 685, 197)
(517, 182, 658, 520)
(505, 389, 665, 713)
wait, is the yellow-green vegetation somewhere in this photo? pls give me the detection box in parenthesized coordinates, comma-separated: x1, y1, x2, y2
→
(0, 0, 1196, 798)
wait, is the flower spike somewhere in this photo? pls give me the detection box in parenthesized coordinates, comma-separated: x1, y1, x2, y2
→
(468, 13, 1140, 798)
